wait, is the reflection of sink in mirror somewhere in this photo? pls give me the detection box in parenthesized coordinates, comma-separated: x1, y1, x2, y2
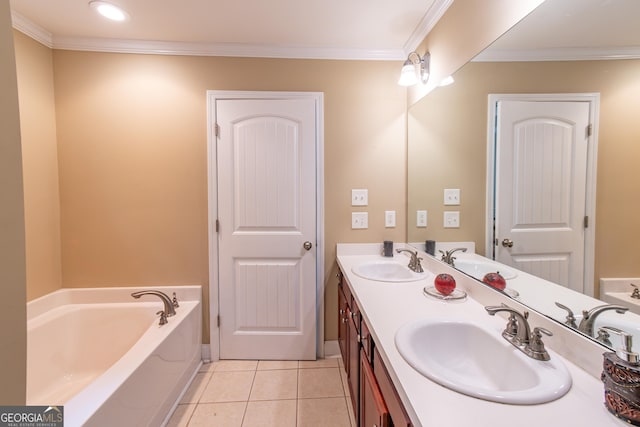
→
(453, 258, 517, 280)
(576, 310, 640, 353)
(601, 292, 640, 316)
(351, 260, 426, 282)
(395, 318, 572, 405)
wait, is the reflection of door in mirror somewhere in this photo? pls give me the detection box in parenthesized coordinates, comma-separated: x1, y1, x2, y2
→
(491, 97, 593, 295)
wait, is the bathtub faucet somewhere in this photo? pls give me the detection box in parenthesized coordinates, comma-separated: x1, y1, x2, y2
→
(131, 290, 177, 317)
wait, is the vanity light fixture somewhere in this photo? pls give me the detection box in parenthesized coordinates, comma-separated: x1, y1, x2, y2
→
(398, 51, 430, 86)
(89, 1, 129, 22)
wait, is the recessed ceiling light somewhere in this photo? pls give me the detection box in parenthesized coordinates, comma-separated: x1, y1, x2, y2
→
(89, 1, 129, 22)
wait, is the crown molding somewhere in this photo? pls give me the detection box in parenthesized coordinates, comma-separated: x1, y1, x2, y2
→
(473, 46, 640, 62)
(403, 0, 454, 55)
(50, 36, 405, 60)
(11, 11, 53, 48)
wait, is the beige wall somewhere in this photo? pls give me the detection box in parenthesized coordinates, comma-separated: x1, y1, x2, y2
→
(12, 1, 542, 349)
(14, 31, 62, 301)
(0, 2, 27, 404)
(408, 0, 544, 105)
(408, 59, 640, 293)
(50, 51, 407, 342)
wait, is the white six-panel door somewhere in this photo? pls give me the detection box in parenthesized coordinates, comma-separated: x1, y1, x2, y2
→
(215, 97, 318, 360)
(495, 100, 590, 293)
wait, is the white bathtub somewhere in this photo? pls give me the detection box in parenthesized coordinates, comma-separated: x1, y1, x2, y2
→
(27, 286, 202, 427)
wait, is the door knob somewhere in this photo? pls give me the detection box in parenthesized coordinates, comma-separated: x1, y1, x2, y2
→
(502, 238, 514, 248)
(303, 241, 313, 250)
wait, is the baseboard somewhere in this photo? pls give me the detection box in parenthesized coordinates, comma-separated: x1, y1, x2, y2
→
(201, 344, 212, 363)
(324, 340, 340, 358)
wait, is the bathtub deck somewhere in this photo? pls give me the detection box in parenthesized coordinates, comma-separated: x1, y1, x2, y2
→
(167, 358, 354, 427)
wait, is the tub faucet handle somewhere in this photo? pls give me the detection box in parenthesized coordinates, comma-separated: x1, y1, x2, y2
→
(156, 310, 168, 325)
(172, 292, 180, 308)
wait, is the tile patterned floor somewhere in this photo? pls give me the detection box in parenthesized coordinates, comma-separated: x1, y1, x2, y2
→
(167, 358, 356, 427)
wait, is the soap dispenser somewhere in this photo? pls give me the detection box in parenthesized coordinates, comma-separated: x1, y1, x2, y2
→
(600, 326, 640, 426)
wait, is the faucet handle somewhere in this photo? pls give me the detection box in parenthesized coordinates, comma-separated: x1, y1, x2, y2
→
(526, 327, 552, 361)
(555, 302, 577, 328)
(632, 284, 640, 299)
(156, 310, 168, 325)
(172, 292, 180, 308)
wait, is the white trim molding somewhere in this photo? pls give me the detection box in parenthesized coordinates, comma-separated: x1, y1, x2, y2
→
(207, 91, 325, 361)
(474, 46, 640, 62)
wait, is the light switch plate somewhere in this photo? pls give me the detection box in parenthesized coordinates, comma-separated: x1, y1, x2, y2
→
(444, 188, 461, 205)
(444, 211, 460, 228)
(351, 189, 368, 206)
(385, 210, 396, 228)
(416, 210, 427, 227)
(352, 212, 368, 229)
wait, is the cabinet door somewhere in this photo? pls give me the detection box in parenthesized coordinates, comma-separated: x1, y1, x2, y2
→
(338, 283, 348, 369)
(360, 352, 390, 427)
(347, 304, 360, 420)
(373, 348, 412, 427)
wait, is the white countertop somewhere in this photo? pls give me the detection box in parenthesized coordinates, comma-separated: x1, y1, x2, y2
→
(337, 243, 625, 427)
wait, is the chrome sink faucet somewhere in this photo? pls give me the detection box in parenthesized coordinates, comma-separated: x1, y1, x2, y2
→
(439, 248, 467, 266)
(485, 303, 553, 361)
(578, 304, 629, 337)
(396, 249, 423, 273)
(131, 290, 177, 318)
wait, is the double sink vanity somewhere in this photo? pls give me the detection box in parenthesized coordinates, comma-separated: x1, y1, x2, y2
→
(336, 243, 626, 427)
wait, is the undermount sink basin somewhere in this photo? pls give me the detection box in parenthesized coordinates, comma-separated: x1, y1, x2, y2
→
(395, 318, 572, 404)
(453, 258, 517, 280)
(351, 260, 425, 282)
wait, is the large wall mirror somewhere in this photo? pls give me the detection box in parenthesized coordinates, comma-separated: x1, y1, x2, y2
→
(408, 0, 640, 350)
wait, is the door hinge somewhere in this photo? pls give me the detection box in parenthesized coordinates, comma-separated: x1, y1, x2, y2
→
(216, 219, 220, 233)
(587, 124, 593, 137)
(217, 315, 220, 327)
(215, 123, 220, 137)
(584, 215, 589, 228)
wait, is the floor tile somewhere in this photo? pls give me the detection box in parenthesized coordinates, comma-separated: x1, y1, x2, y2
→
(180, 372, 211, 404)
(242, 400, 297, 427)
(188, 402, 246, 427)
(299, 358, 339, 369)
(250, 369, 298, 401)
(200, 370, 255, 403)
(298, 367, 345, 398)
(257, 360, 299, 370)
(215, 360, 259, 371)
(297, 397, 351, 427)
(166, 404, 195, 427)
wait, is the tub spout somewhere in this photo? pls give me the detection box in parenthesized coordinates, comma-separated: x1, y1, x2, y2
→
(131, 290, 177, 317)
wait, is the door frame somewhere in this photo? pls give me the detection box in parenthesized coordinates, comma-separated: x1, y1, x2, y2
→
(485, 93, 599, 297)
(206, 90, 325, 361)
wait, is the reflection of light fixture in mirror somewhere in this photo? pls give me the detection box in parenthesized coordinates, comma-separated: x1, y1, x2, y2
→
(89, 1, 129, 21)
(440, 76, 455, 87)
(398, 52, 430, 86)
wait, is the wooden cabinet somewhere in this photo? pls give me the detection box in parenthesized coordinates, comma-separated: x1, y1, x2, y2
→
(361, 351, 390, 427)
(338, 269, 412, 427)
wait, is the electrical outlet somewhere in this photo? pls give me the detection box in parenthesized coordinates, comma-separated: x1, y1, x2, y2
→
(351, 189, 368, 206)
(385, 210, 396, 228)
(416, 210, 427, 227)
(444, 188, 461, 205)
(352, 212, 368, 229)
(444, 211, 460, 228)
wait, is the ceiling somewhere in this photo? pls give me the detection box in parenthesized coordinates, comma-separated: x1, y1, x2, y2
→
(8, 0, 450, 60)
(476, 0, 640, 61)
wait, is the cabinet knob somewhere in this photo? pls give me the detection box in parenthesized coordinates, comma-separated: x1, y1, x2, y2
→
(339, 309, 345, 315)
